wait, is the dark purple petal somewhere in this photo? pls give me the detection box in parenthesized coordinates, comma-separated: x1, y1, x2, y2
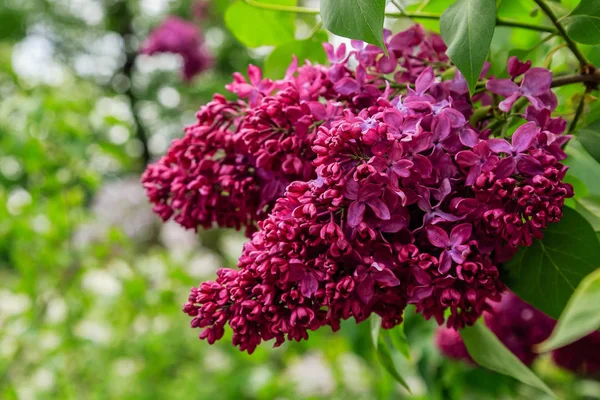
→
(465, 164, 482, 186)
(517, 154, 543, 175)
(440, 108, 467, 128)
(344, 180, 360, 200)
(416, 66, 435, 95)
(392, 160, 413, 177)
(427, 225, 450, 247)
(348, 201, 366, 227)
(438, 251, 453, 274)
(507, 56, 531, 79)
(368, 198, 391, 220)
(455, 150, 480, 167)
(498, 92, 521, 112)
(486, 78, 519, 97)
(334, 77, 360, 95)
(379, 215, 407, 233)
(459, 128, 479, 147)
(495, 156, 517, 179)
(487, 138, 512, 154)
(300, 274, 319, 298)
(450, 223, 472, 245)
(521, 67, 552, 96)
(383, 110, 403, 127)
(374, 268, 401, 287)
(357, 275, 375, 304)
(359, 184, 383, 201)
(511, 121, 537, 153)
(433, 114, 451, 140)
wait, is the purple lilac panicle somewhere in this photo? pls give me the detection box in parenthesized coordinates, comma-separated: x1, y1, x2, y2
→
(140, 16, 213, 81)
(141, 25, 574, 353)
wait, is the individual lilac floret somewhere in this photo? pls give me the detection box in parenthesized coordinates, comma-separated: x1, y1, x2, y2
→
(486, 65, 556, 112)
(426, 223, 472, 274)
(486, 121, 542, 178)
(140, 16, 212, 81)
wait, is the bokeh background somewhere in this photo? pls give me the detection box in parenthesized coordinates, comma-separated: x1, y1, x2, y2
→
(2, 0, 600, 399)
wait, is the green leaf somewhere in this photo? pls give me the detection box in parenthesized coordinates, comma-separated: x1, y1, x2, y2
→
(565, 0, 600, 45)
(440, 0, 497, 95)
(388, 322, 411, 361)
(538, 269, 600, 352)
(563, 175, 600, 229)
(264, 31, 328, 79)
(460, 320, 555, 397)
(370, 313, 382, 346)
(225, 0, 296, 48)
(504, 207, 600, 319)
(320, 0, 386, 48)
(369, 315, 411, 392)
(565, 139, 600, 197)
(575, 197, 600, 231)
(578, 120, 600, 164)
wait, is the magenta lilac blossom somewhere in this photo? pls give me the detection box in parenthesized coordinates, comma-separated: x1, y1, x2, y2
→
(142, 25, 574, 353)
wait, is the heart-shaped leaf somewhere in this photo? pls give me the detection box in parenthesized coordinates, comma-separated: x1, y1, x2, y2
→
(504, 207, 600, 319)
(440, 0, 497, 94)
(320, 0, 386, 49)
(460, 320, 555, 397)
(538, 269, 600, 352)
(565, 0, 600, 45)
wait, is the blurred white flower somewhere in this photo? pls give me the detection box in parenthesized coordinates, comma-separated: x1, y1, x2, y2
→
(337, 353, 372, 395)
(74, 320, 113, 344)
(133, 315, 151, 335)
(286, 352, 335, 398)
(39, 332, 61, 351)
(92, 177, 157, 240)
(246, 365, 273, 395)
(74, 177, 158, 247)
(113, 358, 140, 377)
(152, 315, 170, 334)
(82, 269, 122, 297)
(202, 348, 231, 373)
(159, 221, 199, 260)
(0, 290, 31, 317)
(186, 252, 220, 279)
(33, 368, 55, 391)
(221, 232, 247, 259)
(45, 297, 68, 324)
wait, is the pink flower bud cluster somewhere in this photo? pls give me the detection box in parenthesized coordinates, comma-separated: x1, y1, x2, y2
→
(142, 25, 574, 353)
(437, 291, 600, 377)
(140, 16, 213, 81)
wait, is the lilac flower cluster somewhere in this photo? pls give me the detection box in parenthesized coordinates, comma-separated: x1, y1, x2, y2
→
(437, 291, 600, 377)
(142, 25, 574, 354)
(140, 16, 212, 81)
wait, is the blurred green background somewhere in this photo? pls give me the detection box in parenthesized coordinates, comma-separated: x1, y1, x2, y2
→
(1, 0, 600, 399)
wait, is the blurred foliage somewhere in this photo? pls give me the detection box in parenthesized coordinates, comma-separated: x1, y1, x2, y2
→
(1, 0, 599, 399)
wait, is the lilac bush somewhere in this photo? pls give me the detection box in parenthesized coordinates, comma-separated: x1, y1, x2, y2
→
(142, 25, 574, 354)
